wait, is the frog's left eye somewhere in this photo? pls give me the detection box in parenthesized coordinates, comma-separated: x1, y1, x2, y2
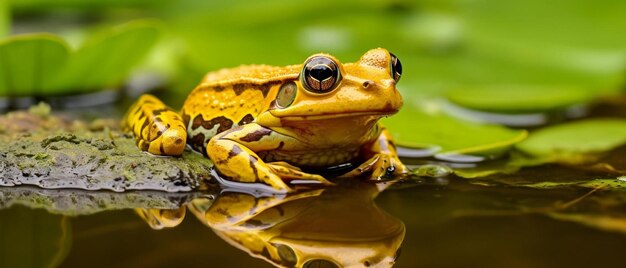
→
(301, 56, 341, 93)
(390, 52, 402, 83)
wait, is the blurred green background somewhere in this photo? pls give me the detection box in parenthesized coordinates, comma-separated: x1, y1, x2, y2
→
(1, 0, 625, 158)
(3, 0, 625, 99)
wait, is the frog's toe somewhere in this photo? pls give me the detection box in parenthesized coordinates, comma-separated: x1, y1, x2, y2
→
(143, 127, 186, 156)
(161, 127, 187, 155)
(267, 162, 334, 185)
(370, 155, 408, 180)
(267, 161, 303, 171)
(341, 154, 408, 181)
(339, 155, 378, 178)
(262, 173, 294, 192)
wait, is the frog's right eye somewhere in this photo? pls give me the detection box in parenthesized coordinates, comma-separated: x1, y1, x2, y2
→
(301, 56, 342, 93)
(389, 52, 402, 83)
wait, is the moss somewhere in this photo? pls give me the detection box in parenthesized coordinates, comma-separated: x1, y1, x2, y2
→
(27, 102, 51, 118)
(122, 166, 136, 182)
(41, 134, 81, 148)
(34, 153, 49, 160)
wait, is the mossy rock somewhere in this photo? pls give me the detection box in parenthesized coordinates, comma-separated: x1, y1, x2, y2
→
(0, 104, 215, 192)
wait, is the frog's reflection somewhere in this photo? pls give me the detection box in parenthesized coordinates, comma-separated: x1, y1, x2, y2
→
(137, 182, 405, 267)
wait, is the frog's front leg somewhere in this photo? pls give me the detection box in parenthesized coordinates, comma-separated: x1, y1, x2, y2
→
(343, 125, 408, 180)
(207, 123, 331, 192)
(123, 94, 187, 156)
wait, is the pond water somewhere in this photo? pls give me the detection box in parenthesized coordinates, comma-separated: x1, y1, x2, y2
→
(2, 164, 626, 268)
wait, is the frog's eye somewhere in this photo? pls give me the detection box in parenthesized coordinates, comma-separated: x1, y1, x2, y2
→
(301, 56, 341, 93)
(390, 52, 402, 83)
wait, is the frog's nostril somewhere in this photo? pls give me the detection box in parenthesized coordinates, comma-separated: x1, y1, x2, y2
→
(362, 80, 374, 89)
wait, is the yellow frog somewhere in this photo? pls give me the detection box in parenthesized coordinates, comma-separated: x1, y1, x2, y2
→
(124, 48, 407, 192)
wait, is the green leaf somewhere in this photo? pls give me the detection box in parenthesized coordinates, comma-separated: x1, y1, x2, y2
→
(0, 0, 8, 37)
(0, 34, 70, 96)
(516, 119, 626, 158)
(48, 20, 161, 93)
(0, 207, 72, 268)
(444, 0, 626, 113)
(464, 0, 626, 53)
(383, 96, 527, 160)
(445, 85, 595, 113)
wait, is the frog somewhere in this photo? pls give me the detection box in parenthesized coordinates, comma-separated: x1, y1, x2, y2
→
(124, 48, 408, 192)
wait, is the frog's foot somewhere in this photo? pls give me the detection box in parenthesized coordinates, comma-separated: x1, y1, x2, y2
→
(123, 94, 187, 156)
(267, 161, 334, 185)
(340, 154, 409, 180)
(135, 207, 186, 230)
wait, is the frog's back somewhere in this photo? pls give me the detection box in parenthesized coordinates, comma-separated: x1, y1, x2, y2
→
(182, 64, 299, 153)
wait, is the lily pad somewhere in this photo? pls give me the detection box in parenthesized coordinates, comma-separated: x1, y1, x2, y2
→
(441, 0, 626, 113)
(0, 20, 160, 96)
(516, 119, 626, 159)
(445, 85, 595, 113)
(0, 1, 8, 37)
(383, 97, 527, 161)
(0, 34, 69, 95)
(48, 20, 161, 93)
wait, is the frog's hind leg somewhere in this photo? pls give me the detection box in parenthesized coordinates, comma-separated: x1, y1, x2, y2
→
(123, 94, 187, 156)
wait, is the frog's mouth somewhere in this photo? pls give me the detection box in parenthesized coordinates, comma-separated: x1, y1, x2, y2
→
(276, 110, 397, 121)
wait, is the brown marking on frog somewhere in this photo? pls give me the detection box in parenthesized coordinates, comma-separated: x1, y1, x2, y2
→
(237, 114, 254, 125)
(218, 144, 243, 165)
(232, 84, 246, 96)
(240, 128, 272, 142)
(191, 115, 234, 134)
(189, 133, 206, 152)
(258, 81, 282, 97)
(151, 108, 169, 116)
(249, 155, 260, 182)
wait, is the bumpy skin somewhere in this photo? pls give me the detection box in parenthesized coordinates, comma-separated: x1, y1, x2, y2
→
(124, 48, 408, 192)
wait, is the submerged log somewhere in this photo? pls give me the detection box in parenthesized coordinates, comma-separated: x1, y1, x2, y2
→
(0, 104, 215, 192)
